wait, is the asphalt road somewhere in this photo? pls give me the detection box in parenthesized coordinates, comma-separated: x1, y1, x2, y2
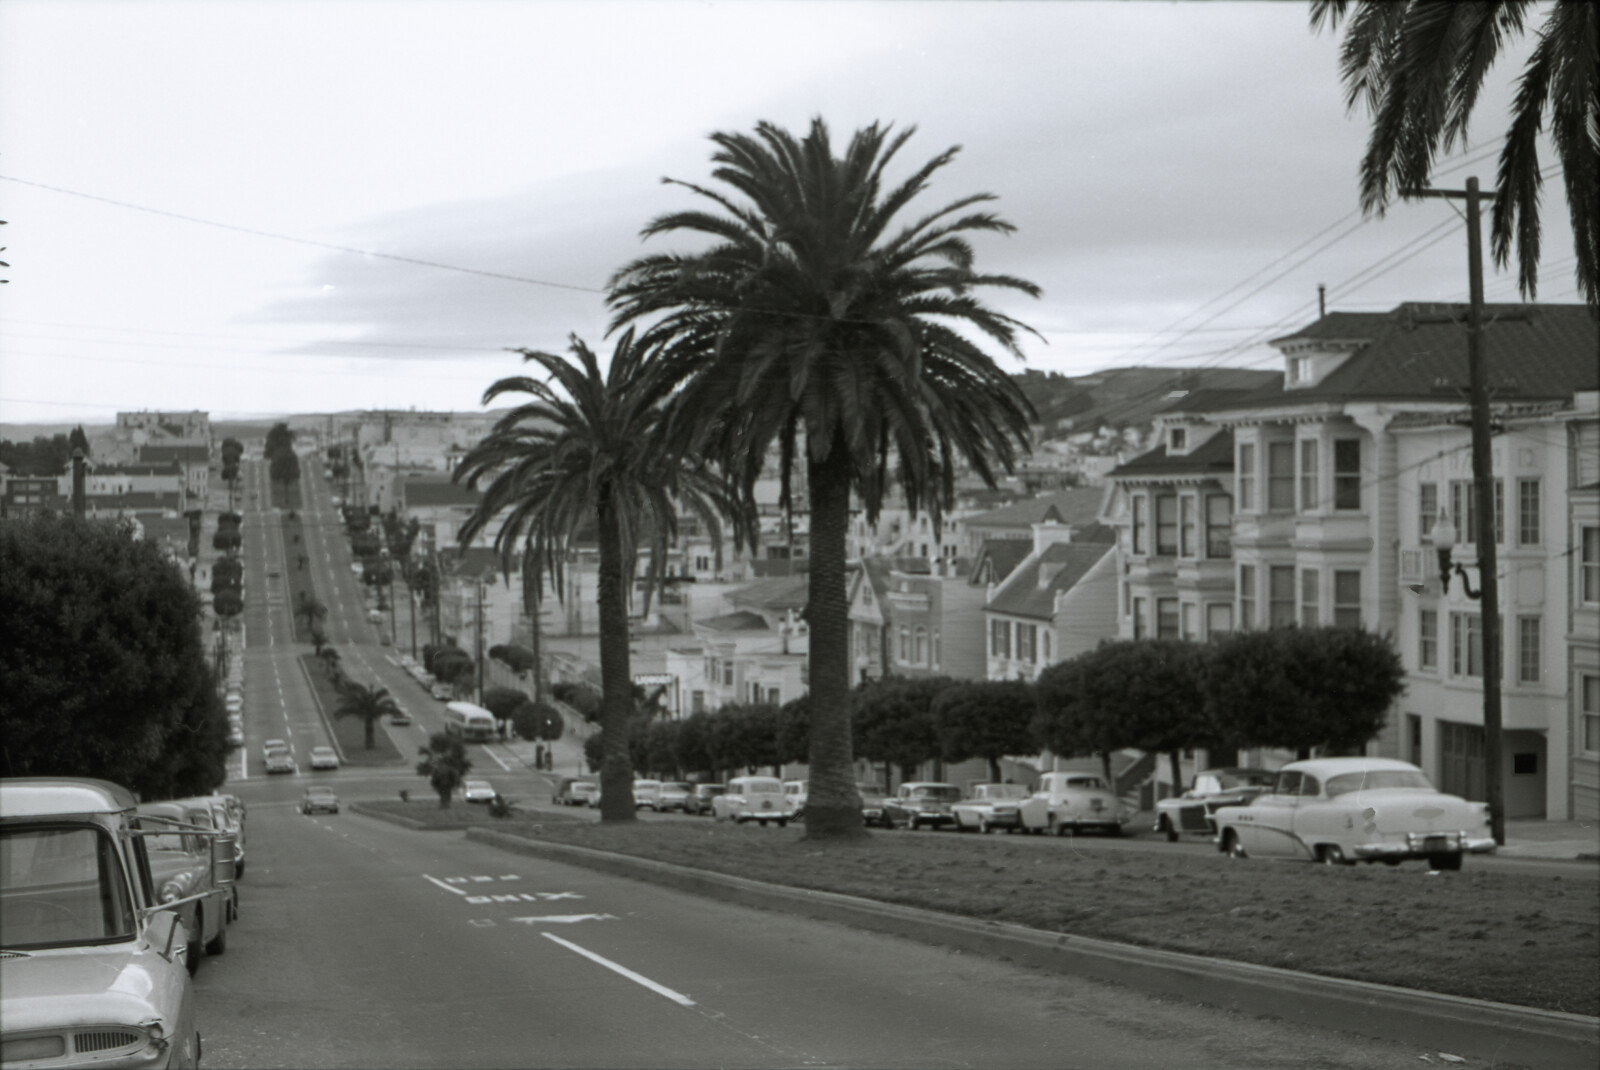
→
(194, 799, 1450, 1070)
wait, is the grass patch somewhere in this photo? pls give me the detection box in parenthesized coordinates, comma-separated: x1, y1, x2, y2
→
(298, 653, 404, 764)
(361, 798, 589, 828)
(279, 511, 316, 643)
(500, 820, 1598, 1017)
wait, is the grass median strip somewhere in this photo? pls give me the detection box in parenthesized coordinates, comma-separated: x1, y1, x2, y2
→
(444, 816, 1597, 1017)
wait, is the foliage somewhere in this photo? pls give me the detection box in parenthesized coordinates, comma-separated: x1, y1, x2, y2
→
(430, 648, 474, 686)
(263, 422, 295, 461)
(1033, 654, 1120, 765)
(933, 678, 1039, 783)
(212, 588, 243, 619)
(852, 676, 951, 777)
(269, 449, 300, 490)
(489, 643, 538, 674)
(0, 513, 229, 797)
(334, 681, 401, 750)
(608, 118, 1040, 838)
(416, 731, 472, 808)
(640, 717, 682, 779)
(775, 696, 811, 765)
(1064, 639, 1215, 788)
(294, 592, 327, 637)
(509, 700, 563, 743)
(552, 681, 602, 722)
(1207, 626, 1405, 754)
(454, 333, 743, 825)
(0, 432, 72, 475)
(1312, 0, 1600, 309)
(211, 529, 241, 553)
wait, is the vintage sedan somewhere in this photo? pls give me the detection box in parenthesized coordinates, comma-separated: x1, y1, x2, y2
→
(951, 783, 1041, 833)
(684, 783, 726, 816)
(462, 779, 497, 804)
(1212, 757, 1496, 870)
(1025, 772, 1131, 835)
(655, 782, 695, 812)
(553, 778, 599, 806)
(309, 746, 340, 771)
(885, 782, 962, 831)
(857, 784, 893, 828)
(1154, 767, 1277, 841)
(264, 750, 296, 775)
(710, 776, 792, 826)
(300, 787, 340, 815)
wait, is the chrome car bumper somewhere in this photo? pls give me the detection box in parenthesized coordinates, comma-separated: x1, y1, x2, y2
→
(1351, 832, 1498, 859)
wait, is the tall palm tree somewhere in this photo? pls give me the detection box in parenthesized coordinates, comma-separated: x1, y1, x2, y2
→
(1312, 0, 1599, 309)
(454, 331, 743, 823)
(608, 118, 1040, 840)
(333, 681, 400, 750)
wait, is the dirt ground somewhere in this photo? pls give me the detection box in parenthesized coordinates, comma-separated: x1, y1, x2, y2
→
(438, 813, 1599, 1017)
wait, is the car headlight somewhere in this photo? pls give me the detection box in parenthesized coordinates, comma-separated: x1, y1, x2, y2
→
(159, 880, 184, 903)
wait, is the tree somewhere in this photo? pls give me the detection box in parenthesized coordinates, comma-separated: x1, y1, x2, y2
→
(1070, 639, 1216, 792)
(1312, 0, 1600, 309)
(609, 119, 1040, 839)
(853, 676, 951, 784)
(270, 450, 301, 498)
(263, 421, 295, 461)
(1033, 654, 1124, 783)
(933, 678, 1038, 784)
(417, 731, 471, 807)
(213, 588, 243, 621)
(212, 529, 242, 553)
(454, 332, 740, 824)
(489, 643, 538, 675)
(775, 696, 812, 766)
(1207, 626, 1406, 756)
(0, 513, 228, 797)
(334, 681, 400, 750)
(294, 592, 327, 638)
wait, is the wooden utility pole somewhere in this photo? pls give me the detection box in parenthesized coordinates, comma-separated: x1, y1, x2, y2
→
(1407, 176, 1505, 845)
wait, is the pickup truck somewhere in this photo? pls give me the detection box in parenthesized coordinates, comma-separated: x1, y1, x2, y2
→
(1, 777, 236, 1068)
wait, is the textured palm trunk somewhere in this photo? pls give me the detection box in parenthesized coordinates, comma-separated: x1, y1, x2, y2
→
(594, 488, 638, 823)
(802, 442, 867, 840)
(365, 718, 376, 750)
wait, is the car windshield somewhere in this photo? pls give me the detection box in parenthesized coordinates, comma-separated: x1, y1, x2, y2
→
(911, 786, 961, 801)
(1, 826, 137, 949)
(1217, 772, 1275, 790)
(1325, 769, 1436, 797)
(1064, 777, 1107, 791)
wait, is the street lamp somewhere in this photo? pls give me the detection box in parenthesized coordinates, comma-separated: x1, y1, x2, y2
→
(1430, 507, 1481, 599)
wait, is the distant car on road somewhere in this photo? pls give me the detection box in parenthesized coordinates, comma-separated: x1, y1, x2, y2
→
(367, 609, 383, 623)
(1028, 772, 1130, 836)
(462, 779, 496, 804)
(951, 783, 1037, 834)
(1155, 767, 1277, 841)
(553, 777, 599, 806)
(309, 746, 340, 770)
(857, 784, 892, 828)
(430, 682, 453, 701)
(265, 751, 296, 775)
(350, 562, 363, 575)
(632, 779, 663, 810)
(389, 707, 411, 725)
(711, 776, 791, 826)
(885, 782, 961, 831)
(684, 783, 726, 816)
(1212, 757, 1496, 870)
(656, 781, 694, 812)
(300, 787, 339, 815)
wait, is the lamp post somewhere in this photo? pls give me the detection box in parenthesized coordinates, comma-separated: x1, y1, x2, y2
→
(1429, 508, 1482, 599)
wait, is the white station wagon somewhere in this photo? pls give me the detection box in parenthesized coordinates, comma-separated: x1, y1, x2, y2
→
(1212, 757, 1496, 870)
(711, 776, 792, 827)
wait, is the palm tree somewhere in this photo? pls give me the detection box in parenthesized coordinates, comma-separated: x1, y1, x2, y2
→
(453, 331, 743, 823)
(294, 592, 327, 638)
(333, 681, 400, 750)
(608, 118, 1040, 840)
(1312, 0, 1599, 309)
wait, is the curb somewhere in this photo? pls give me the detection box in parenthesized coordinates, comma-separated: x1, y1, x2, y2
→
(350, 802, 471, 831)
(468, 829, 1600, 1070)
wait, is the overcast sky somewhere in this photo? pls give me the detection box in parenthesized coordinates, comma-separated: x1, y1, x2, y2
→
(0, 0, 1582, 427)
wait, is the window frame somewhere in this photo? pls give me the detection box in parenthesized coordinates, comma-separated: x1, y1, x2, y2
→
(1517, 478, 1541, 546)
(1205, 493, 1232, 559)
(1300, 568, 1319, 627)
(1238, 564, 1255, 629)
(1517, 616, 1541, 685)
(1268, 565, 1295, 627)
(1237, 443, 1255, 511)
(1419, 608, 1437, 670)
(1267, 441, 1295, 512)
(1299, 438, 1319, 513)
(1333, 438, 1362, 511)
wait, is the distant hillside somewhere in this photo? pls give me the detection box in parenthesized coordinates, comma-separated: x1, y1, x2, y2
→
(1014, 366, 1281, 434)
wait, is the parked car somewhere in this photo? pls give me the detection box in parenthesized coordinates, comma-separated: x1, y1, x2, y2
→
(885, 782, 962, 830)
(1, 778, 226, 1068)
(389, 707, 411, 725)
(711, 776, 791, 826)
(228, 724, 245, 746)
(783, 780, 808, 816)
(136, 801, 231, 969)
(367, 609, 384, 623)
(430, 682, 453, 701)
(1154, 767, 1277, 841)
(684, 783, 726, 815)
(1025, 771, 1130, 835)
(951, 783, 1038, 833)
(857, 784, 892, 828)
(462, 779, 497, 804)
(300, 786, 340, 815)
(309, 746, 340, 770)
(632, 779, 663, 810)
(177, 794, 247, 883)
(656, 781, 695, 811)
(553, 777, 599, 806)
(1212, 757, 1496, 870)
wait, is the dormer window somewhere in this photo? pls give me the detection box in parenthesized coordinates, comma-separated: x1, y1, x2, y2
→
(1169, 427, 1187, 452)
(1289, 356, 1313, 384)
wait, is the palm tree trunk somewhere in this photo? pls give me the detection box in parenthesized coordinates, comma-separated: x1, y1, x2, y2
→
(594, 488, 638, 823)
(801, 440, 866, 841)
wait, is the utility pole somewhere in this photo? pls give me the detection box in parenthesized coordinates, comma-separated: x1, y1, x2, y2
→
(475, 578, 486, 705)
(1406, 176, 1505, 846)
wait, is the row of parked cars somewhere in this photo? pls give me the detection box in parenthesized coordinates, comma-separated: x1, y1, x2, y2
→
(392, 653, 447, 705)
(1, 777, 250, 1067)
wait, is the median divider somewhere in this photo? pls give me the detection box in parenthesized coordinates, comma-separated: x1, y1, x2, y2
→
(468, 828, 1600, 1070)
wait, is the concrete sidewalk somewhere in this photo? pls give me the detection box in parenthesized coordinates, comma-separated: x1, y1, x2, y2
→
(1499, 817, 1600, 861)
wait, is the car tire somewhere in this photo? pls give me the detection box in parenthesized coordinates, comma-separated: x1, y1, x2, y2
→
(186, 912, 203, 976)
(1051, 819, 1072, 838)
(1224, 831, 1247, 859)
(1320, 845, 1350, 866)
(908, 820, 919, 831)
(777, 819, 788, 828)
(206, 921, 227, 956)
(1428, 852, 1463, 872)
(978, 818, 990, 834)
(1160, 817, 1179, 843)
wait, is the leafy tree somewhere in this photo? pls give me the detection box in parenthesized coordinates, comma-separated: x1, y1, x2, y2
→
(1070, 639, 1215, 792)
(489, 643, 538, 675)
(641, 717, 682, 779)
(1312, 0, 1600, 308)
(269, 450, 301, 496)
(294, 592, 327, 638)
(263, 422, 295, 461)
(933, 678, 1038, 783)
(310, 628, 330, 657)
(676, 710, 718, 779)
(713, 703, 782, 774)
(416, 731, 471, 807)
(508, 699, 563, 743)
(0, 513, 228, 797)
(0, 433, 72, 475)
(553, 682, 602, 723)
(1033, 653, 1122, 782)
(853, 676, 951, 783)
(609, 119, 1040, 838)
(334, 681, 400, 750)
(454, 333, 740, 824)
(481, 686, 527, 722)
(775, 696, 811, 766)
(68, 425, 91, 458)
(431, 648, 474, 687)
(1207, 626, 1406, 756)
(212, 529, 242, 553)
(213, 588, 243, 620)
